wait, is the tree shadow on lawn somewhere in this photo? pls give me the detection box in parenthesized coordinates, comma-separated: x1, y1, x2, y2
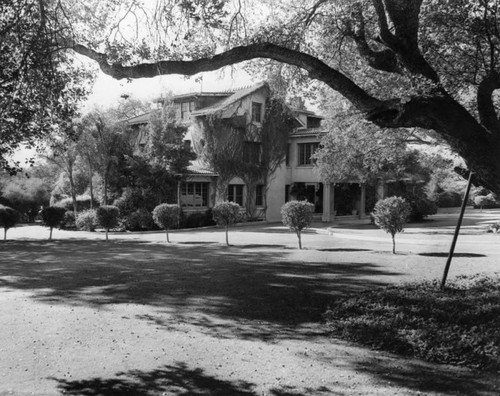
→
(419, 252, 486, 258)
(352, 355, 500, 396)
(0, 240, 397, 337)
(52, 362, 256, 395)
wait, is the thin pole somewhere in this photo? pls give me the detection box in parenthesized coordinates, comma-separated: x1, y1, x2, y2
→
(440, 171, 473, 290)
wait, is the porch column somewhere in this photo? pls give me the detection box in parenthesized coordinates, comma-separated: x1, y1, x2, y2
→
(360, 184, 366, 217)
(322, 182, 335, 222)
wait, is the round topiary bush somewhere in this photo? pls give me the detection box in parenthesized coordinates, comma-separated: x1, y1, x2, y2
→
(212, 201, 242, 246)
(96, 205, 120, 241)
(280, 200, 315, 249)
(372, 196, 411, 254)
(152, 204, 181, 242)
(0, 205, 20, 241)
(76, 209, 98, 232)
(40, 206, 67, 240)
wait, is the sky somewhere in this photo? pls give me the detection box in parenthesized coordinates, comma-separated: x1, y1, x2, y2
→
(84, 66, 255, 110)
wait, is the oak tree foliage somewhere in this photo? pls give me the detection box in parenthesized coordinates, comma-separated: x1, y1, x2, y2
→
(6, 1, 500, 193)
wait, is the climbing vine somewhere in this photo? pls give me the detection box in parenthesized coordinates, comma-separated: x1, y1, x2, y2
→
(192, 96, 295, 218)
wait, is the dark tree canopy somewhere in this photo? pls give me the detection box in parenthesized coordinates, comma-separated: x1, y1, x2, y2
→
(6, 0, 500, 193)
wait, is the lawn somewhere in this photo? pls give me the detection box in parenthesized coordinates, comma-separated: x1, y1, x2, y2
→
(1, 216, 500, 395)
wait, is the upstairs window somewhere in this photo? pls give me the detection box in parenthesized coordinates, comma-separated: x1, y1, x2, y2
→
(306, 117, 321, 129)
(298, 143, 319, 166)
(285, 143, 291, 166)
(252, 102, 262, 123)
(243, 141, 261, 163)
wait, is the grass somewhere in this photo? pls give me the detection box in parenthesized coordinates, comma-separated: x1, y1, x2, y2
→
(324, 274, 500, 371)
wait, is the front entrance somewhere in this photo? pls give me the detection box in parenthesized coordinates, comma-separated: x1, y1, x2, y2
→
(334, 183, 361, 216)
(289, 182, 323, 213)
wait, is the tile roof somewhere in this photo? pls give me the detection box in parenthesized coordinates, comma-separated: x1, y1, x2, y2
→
(186, 164, 218, 176)
(191, 81, 269, 116)
(127, 112, 152, 126)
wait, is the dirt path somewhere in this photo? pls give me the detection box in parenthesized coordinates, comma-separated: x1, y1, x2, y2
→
(1, 212, 499, 395)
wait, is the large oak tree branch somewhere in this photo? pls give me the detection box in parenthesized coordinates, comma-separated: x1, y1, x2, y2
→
(66, 40, 382, 113)
(67, 38, 500, 193)
(477, 71, 500, 134)
(371, 0, 439, 83)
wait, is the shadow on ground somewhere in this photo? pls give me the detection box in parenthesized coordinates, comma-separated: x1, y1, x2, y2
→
(353, 355, 500, 396)
(419, 252, 486, 258)
(0, 239, 396, 340)
(52, 362, 255, 395)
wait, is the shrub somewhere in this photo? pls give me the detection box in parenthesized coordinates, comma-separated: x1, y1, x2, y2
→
(76, 210, 98, 232)
(212, 202, 242, 246)
(123, 208, 156, 231)
(153, 204, 181, 242)
(372, 197, 411, 254)
(406, 195, 437, 222)
(474, 193, 499, 210)
(55, 195, 99, 212)
(40, 206, 66, 240)
(96, 205, 120, 241)
(179, 209, 215, 229)
(60, 211, 76, 230)
(324, 275, 500, 371)
(280, 200, 314, 249)
(0, 205, 20, 240)
(487, 222, 500, 233)
(436, 191, 463, 208)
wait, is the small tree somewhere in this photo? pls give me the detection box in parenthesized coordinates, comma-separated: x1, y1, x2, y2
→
(152, 204, 180, 243)
(40, 206, 66, 240)
(372, 197, 411, 254)
(281, 200, 314, 249)
(0, 205, 20, 241)
(96, 205, 120, 241)
(212, 201, 241, 246)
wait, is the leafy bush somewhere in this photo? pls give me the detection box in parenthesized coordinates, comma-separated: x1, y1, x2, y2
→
(372, 197, 411, 254)
(406, 195, 437, 222)
(180, 209, 216, 229)
(153, 204, 181, 242)
(324, 275, 500, 371)
(281, 200, 314, 249)
(436, 191, 463, 208)
(96, 205, 120, 241)
(76, 210, 98, 232)
(55, 195, 98, 212)
(60, 211, 76, 230)
(474, 193, 499, 209)
(123, 208, 156, 231)
(487, 222, 500, 233)
(40, 206, 66, 240)
(0, 205, 20, 240)
(212, 202, 242, 246)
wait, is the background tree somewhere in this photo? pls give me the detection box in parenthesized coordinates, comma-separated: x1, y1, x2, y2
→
(372, 197, 411, 254)
(40, 206, 66, 241)
(45, 0, 500, 195)
(0, 0, 91, 174)
(281, 200, 314, 249)
(0, 176, 51, 222)
(96, 205, 120, 241)
(152, 204, 180, 243)
(0, 205, 20, 241)
(212, 202, 241, 246)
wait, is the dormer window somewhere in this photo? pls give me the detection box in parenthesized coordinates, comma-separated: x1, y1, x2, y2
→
(306, 116, 321, 129)
(252, 102, 262, 123)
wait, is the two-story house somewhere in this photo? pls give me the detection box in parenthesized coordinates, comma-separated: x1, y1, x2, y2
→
(127, 81, 370, 222)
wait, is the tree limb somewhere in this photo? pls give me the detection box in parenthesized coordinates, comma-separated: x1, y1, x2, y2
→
(477, 70, 500, 135)
(64, 39, 382, 112)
